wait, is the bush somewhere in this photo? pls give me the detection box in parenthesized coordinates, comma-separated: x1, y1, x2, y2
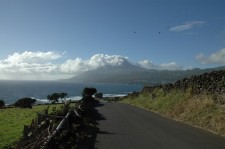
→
(0, 99, 5, 108)
(14, 98, 36, 108)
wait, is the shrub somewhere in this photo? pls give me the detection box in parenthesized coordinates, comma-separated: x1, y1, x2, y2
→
(14, 98, 36, 108)
(0, 99, 5, 108)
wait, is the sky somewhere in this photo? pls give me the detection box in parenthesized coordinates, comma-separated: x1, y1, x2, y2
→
(0, 0, 225, 80)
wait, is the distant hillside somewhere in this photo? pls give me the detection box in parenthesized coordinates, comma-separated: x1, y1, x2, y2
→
(67, 64, 225, 84)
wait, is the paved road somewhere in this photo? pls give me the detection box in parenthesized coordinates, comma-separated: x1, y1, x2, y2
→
(94, 102, 225, 149)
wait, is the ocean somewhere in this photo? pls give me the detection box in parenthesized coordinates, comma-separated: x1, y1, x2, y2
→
(0, 81, 143, 105)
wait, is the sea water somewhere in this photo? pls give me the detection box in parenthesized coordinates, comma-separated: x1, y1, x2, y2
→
(0, 80, 143, 104)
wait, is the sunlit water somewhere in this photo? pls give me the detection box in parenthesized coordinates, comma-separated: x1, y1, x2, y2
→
(0, 81, 143, 104)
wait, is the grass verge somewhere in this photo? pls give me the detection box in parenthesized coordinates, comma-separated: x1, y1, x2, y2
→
(121, 88, 225, 136)
(0, 104, 62, 148)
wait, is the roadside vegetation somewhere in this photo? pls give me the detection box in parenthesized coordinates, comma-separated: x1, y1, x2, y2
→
(0, 105, 46, 148)
(0, 99, 5, 108)
(121, 88, 225, 136)
(0, 88, 99, 148)
(0, 104, 62, 148)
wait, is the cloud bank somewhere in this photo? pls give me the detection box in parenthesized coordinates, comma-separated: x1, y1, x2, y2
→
(5, 51, 61, 64)
(170, 21, 205, 32)
(0, 51, 185, 80)
(0, 51, 62, 80)
(196, 48, 225, 64)
(60, 54, 129, 73)
(138, 60, 183, 70)
(0, 51, 61, 73)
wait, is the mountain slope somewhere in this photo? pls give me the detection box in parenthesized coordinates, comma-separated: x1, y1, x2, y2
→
(67, 64, 225, 84)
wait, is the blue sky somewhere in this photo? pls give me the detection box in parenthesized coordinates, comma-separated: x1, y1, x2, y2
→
(0, 0, 225, 80)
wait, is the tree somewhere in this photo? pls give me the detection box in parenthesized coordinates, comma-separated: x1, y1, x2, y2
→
(47, 92, 67, 103)
(82, 87, 97, 97)
(0, 99, 5, 108)
(95, 93, 103, 99)
(80, 88, 98, 112)
(14, 97, 36, 108)
(58, 92, 67, 99)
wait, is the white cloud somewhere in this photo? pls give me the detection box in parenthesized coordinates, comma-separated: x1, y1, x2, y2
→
(138, 60, 157, 69)
(170, 21, 205, 32)
(138, 60, 183, 70)
(196, 48, 225, 64)
(0, 53, 130, 80)
(0, 51, 185, 80)
(5, 51, 61, 64)
(60, 54, 129, 73)
(0, 51, 62, 80)
(60, 58, 90, 73)
(89, 54, 127, 67)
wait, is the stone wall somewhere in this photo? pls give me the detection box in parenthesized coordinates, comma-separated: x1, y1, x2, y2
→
(139, 70, 225, 105)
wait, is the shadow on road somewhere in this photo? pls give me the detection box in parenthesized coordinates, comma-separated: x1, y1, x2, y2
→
(77, 102, 122, 149)
(76, 102, 105, 149)
(98, 130, 122, 135)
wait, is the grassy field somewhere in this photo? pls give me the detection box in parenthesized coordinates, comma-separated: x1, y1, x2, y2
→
(0, 104, 63, 148)
(121, 88, 225, 136)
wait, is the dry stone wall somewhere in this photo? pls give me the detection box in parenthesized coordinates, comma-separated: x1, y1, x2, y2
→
(138, 70, 225, 105)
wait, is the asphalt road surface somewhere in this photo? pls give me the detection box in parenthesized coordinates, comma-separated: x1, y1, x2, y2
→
(94, 102, 225, 149)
